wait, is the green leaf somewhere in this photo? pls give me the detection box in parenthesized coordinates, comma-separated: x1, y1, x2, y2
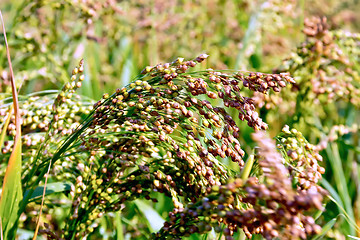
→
(321, 178, 344, 210)
(249, 53, 261, 69)
(82, 40, 102, 100)
(240, 155, 254, 181)
(134, 199, 165, 232)
(312, 218, 337, 240)
(325, 142, 356, 235)
(327, 196, 360, 234)
(115, 211, 124, 240)
(348, 236, 360, 240)
(0, 11, 23, 240)
(23, 182, 73, 202)
(0, 106, 12, 149)
(16, 229, 46, 240)
(0, 139, 22, 239)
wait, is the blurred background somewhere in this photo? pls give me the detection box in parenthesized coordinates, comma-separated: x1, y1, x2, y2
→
(0, 0, 360, 239)
(0, 0, 358, 99)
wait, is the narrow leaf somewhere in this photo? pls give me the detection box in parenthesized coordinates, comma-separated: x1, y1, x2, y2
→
(312, 218, 337, 240)
(240, 155, 254, 181)
(0, 106, 12, 149)
(32, 162, 52, 240)
(328, 196, 360, 233)
(23, 182, 73, 202)
(115, 211, 124, 240)
(326, 142, 356, 235)
(0, 11, 23, 240)
(134, 199, 164, 232)
(348, 236, 360, 240)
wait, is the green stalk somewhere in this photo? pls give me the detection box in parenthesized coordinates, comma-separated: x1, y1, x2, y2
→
(326, 142, 356, 235)
(240, 155, 254, 181)
(115, 211, 124, 240)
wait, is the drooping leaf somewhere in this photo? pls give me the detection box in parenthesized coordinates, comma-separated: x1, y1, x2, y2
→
(134, 199, 165, 232)
(23, 182, 73, 202)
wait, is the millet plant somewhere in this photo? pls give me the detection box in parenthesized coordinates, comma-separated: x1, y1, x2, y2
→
(1, 0, 360, 238)
(253, 16, 360, 237)
(0, 49, 328, 239)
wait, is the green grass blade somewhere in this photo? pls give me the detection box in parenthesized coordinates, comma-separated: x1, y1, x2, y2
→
(235, 3, 262, 70)
(115, 211, 124, 240)
(0, 11, 23, 240)
(326, 142, 356, 235)
(134, 199, 164, 232)
(238, 230, 246, 240)
(328, 195, 360, 234)
(348, 236, 360, 240)
(321, 178, 344, 210)
(0, 139, 23, 238)
(0, 215, 3, 240)
(82, 40, 101, 100)
(240, 155, 254, 181)
(311, 218, 337, 240)
(23, 182, 73, 202)
(0, 106, 12, 149)
(32, 161, 52, 240)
